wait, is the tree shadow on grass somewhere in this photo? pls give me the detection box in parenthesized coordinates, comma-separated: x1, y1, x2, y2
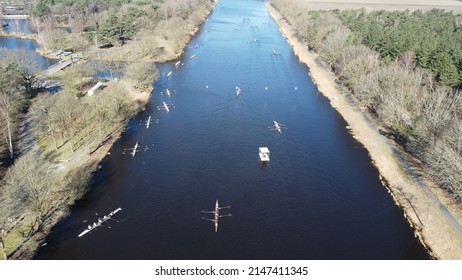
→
(41, 148, 64, 163)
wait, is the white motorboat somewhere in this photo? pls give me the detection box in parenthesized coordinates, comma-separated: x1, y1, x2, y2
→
(259, 147, 270, 162)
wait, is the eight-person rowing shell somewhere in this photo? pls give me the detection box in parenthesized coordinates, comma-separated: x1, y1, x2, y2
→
(78, 208, 122, 238)
(157, 101, 175, 112)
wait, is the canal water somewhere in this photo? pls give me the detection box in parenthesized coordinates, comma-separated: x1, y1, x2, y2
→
(35, 0, 429, 259)
(0, 23, 56, 70)
(2, 18, 33, 34)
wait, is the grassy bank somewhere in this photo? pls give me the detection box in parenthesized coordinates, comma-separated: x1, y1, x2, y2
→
(267, 2, 462, 259)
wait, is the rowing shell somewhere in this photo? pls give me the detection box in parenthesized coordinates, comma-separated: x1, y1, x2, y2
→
(202, 199, 231, 232)
(214, 199, 219, 232)
(236, 87, 241, 97)
(163, 101, 169, 112)
(131, 141, 139, 158)
(274, 120, 282, 134)
(78, 208, 122, 238)
(146, 116, 151, 129)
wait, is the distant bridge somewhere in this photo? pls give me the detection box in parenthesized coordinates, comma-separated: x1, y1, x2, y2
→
(1, 5, 28, 16)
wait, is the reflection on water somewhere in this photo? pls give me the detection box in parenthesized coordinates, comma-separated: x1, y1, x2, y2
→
(2, 18, 33, 34)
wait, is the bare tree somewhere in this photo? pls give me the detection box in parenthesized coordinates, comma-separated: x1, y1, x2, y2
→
(6, 49, 45, 98)
(336, 45, 379, 87)
(51, 93, 85, 152)
(420, 88, 461, 138)
(125, 62, 159, 91)
(97, 60, 123, 80)
(0, 97, 16, 160)
(1, 154, 55, 235)
(0, 89, 22, 160)
(63, 165, 92, 200)
(61, 64, 91, 95)
(68, 33, 89, 56)
(29, 93, 61, 150)
(319, 26, 351, 66)
(425, 119, 462, 205)
(11, 19, 20, 34)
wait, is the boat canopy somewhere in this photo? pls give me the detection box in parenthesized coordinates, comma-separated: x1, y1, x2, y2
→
(259, 147, 270, 154)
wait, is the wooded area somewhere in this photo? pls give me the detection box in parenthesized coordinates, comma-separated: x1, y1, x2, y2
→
(270, 0, 462, 207)
(336, 9, 462, 87)
(28, 0, 214, 61)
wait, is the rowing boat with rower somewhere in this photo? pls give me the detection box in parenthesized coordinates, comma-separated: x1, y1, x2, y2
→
(202, 199, 231, 232)
(274, 120, 282, 134)
(78, 208, 122, 238)
(131, 141, 139, 158)
(163, 101, 170, 112)
(235, 87, 241, 96)
(146, 116, 152, 129)
(269, 120, 286, 134)
(157, 101, 174, 112)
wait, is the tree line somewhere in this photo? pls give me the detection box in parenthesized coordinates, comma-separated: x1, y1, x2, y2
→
(336, 9, 462, 88)
(270, 0, 462, 207)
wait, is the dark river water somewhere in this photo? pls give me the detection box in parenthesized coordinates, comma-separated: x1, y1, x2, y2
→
(35, 0, 429, 259)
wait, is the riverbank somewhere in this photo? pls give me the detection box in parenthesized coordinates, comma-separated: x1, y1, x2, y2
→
(2, 15, 29, 19)
(0, 32, 36, 40)
(267, 3, 462, 259)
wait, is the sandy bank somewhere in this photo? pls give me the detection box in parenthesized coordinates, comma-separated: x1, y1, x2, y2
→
(267, 3, 462, 259)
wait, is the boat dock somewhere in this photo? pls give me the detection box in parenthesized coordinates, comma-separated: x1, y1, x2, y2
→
(42, 55, 82, 76)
